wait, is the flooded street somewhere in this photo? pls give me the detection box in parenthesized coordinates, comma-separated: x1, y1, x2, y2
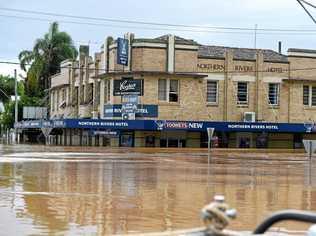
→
(0, 145, 315, 235)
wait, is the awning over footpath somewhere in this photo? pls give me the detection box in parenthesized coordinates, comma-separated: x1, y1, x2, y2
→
(14, 119, 315, 133)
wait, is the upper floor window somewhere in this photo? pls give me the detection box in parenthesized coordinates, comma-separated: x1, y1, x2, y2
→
(237, 82, 248, 105)
(51, 92, 55, 111)
(303, 85, 316, 106)
(56, 90, 59, 111)
(158, 79, 179, 102)
(104, 79, 111, 103)
(61, 88, 66, 102)
(206, 80, 218, 103)
(268, 83, 280, 106)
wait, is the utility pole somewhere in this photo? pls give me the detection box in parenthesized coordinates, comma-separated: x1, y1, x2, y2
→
(254, 24, 258, 49)
(14, 69, 18, 143)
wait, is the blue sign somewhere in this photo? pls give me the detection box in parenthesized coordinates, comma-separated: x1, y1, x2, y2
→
(117, 38, 129, 66)
(104, 105, 158, 118)
(122, 95, 138, 115)
(15, 118, 316, 134)
(90, 130, 120, 137)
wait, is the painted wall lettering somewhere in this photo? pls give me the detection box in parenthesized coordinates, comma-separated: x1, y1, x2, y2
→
(197, 64, 225, 71)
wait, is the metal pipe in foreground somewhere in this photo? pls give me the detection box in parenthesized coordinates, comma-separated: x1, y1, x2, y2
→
(253, 210, 316, 234)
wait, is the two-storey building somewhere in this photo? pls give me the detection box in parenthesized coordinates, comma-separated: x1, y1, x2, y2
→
(17, 33, 316, 148)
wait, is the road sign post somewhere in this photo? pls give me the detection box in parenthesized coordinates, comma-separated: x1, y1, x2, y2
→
(207, 128, 215, 164)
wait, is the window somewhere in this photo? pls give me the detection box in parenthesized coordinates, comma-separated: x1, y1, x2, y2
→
(206, 81, 218, 103)
(62, 88, 66, 102)
(312, 87, 316, 106)
(303, 85, 309, 105)
(268, 83, 279, 105)
(56, 90, 59, 111)
(158, 79, 179, 102)
(237, 82, 248, 104)
(303, 85, 316, 106)
(51, 92, 54, 111)
(169, 79, 179, 102)
(158, 79, 167, 101)
(104, 79, 111, 103)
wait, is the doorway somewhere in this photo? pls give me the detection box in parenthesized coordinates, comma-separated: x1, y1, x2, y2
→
(236, 132, 253, 148)
(119, 131, 134, 147)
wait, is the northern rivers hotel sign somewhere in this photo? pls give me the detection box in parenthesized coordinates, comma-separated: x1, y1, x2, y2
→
(197, 63, 285, 73)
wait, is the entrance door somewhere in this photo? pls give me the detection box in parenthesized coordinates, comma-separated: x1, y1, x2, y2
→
(236, 132, 253, 148)
(160, 131, 186, 148)
(119, 131, 134, 147)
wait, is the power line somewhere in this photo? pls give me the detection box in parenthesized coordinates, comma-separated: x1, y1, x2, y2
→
(2, 13, 316, 36)
(1, 6, 316, 33)
(0, 14, 251, 35)
(297, 0, 316, 24)
(300, 0, 316, 9)
(2, 60, 316, 74)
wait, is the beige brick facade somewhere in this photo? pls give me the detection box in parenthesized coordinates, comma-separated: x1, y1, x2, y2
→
(50, 34, 316, 126)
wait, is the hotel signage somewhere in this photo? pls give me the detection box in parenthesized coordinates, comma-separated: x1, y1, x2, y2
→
(113, 79, 142, 96)
(91, 130, 119, 137)
(117, 38, 129, 66)
(197, 63, 284, 73)
(154, 120, 203, 130)
(14, 119, 315, 134)
(104, 104, 158, 118)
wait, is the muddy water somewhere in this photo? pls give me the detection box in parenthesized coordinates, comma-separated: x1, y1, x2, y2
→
(0, 145, 315, 235)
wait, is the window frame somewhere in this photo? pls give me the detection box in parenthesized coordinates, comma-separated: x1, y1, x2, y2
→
(51, 91, 55, 111)
(237, 82, 248, 105)
(268, 83, 280, 106)
(158, 78, 179, 103)
(104, 79, 111, 104)
(169, 79, 179, 102)
(303, 85, 316, 107)
(303, 85, 310, 106)
(158, 79, 167, 101)
(206, 80, 218, 104)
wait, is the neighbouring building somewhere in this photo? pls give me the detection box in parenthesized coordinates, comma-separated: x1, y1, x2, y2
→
(15, 33, 316, 148)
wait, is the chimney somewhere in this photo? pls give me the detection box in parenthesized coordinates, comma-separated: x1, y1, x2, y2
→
(278, 41, 282, 54)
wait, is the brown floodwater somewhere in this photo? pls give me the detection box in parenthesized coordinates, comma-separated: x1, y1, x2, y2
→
(0, 145, 315, 235)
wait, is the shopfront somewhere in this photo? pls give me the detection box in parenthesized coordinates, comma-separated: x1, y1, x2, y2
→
(15, 119, 316, 148)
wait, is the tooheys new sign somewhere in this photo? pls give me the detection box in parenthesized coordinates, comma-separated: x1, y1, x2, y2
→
(113, 79, 142, 96)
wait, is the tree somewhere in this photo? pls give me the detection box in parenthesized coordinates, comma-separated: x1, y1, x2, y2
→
(0, 75, 23, 103)
(19, 22, 78, 95)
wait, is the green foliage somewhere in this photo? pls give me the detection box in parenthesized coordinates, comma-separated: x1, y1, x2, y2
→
(19, 21, 78, 95)
(0, 22, 78, 128)
(0, 94, 43, 129)
(0, 75, 24, 102)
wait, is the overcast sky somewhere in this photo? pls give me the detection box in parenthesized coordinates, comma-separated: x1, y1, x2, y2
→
(1, 0, 316, 76)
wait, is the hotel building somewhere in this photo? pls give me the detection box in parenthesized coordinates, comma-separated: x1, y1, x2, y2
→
(16, 33, 316, 148)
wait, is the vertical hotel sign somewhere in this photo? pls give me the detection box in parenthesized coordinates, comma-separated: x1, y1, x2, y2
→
(117, 38, 129, 66)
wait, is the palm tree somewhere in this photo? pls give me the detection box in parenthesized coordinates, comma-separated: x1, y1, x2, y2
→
(19, 22, 78, 95)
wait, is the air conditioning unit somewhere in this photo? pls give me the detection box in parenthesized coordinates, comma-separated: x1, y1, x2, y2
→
(243, 112, 256, 122)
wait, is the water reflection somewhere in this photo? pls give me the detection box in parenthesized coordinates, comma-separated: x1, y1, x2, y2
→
(0, 145, 315, 235)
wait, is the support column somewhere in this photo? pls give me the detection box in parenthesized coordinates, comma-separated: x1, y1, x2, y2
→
(100, 80, 105, 119)
(69, 129, 73, 146)
(224, 50, 234, 121)
(79, 129, 83, 146)
(256, 50, 264, 121)
(83, 57, 89, 104)
(167, 34, 175, 73)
